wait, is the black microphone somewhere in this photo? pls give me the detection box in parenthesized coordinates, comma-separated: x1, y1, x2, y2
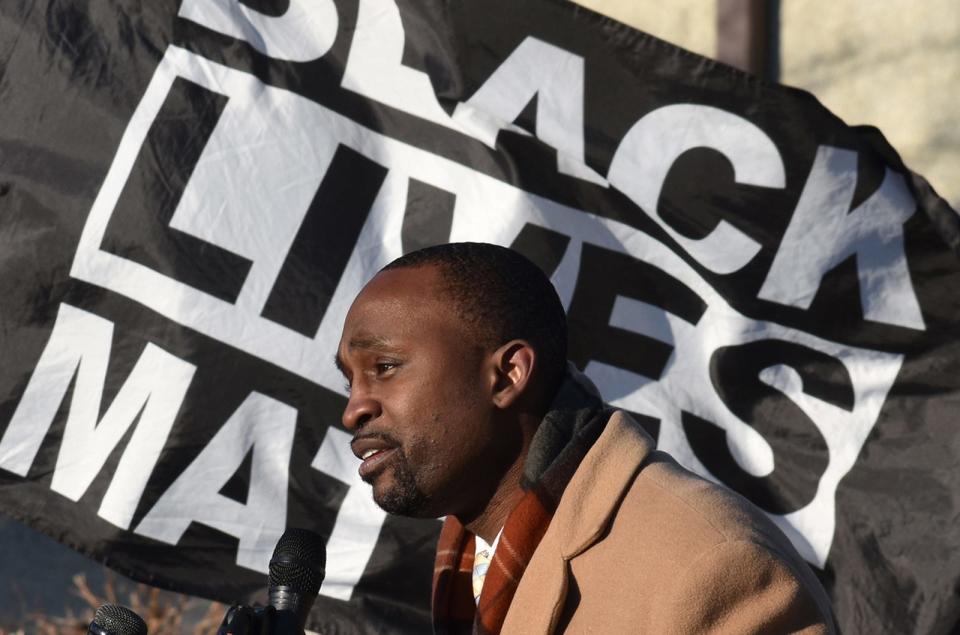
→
(87, 604, 148, 635)
(267, 527, 326, 634)
(216, 528, 326, 635)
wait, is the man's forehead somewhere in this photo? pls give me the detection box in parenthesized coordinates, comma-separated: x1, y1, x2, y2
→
(341, 266, 451, 338)
(364, 264, 445, 298)
(349, 266, 451, 315)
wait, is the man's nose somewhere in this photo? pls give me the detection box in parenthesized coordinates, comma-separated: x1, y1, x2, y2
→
(342, 389, 381, 431)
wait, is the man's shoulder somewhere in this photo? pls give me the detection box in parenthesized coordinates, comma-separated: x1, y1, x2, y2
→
(507, 408, 835, 633)
(625, 446, 783, 548)
(550, 409, 835, 632)
(600, 409, 805, 564)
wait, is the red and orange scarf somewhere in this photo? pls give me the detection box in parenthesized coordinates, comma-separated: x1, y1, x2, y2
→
(432, 371, 608, 634)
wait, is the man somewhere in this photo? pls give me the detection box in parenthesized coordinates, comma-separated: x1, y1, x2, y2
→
(335, 242, 835, 634)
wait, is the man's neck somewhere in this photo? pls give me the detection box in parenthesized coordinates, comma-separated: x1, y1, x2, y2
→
(461, 407, 543, 543)
(462, 438, 529, 543)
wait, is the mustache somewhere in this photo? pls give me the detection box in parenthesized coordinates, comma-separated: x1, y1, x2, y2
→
(350, 430, 402, 450)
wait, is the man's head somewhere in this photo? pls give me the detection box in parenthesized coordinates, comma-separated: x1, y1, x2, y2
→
(335, 243, 567, 521)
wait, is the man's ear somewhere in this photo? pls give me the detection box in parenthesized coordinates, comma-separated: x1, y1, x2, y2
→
(490, 340, 536, 409)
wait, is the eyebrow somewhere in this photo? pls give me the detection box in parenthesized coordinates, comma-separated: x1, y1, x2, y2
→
(333, 335, 399, 376)
(349, 335, 394, 351)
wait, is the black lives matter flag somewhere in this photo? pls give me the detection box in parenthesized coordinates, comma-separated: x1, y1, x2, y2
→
(1, 0, 958, 632)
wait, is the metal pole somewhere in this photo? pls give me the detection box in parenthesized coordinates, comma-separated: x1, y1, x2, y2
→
(716, 0, 779, 80)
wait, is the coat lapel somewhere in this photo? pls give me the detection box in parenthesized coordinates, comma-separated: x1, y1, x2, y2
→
(500, 411, 656, 633)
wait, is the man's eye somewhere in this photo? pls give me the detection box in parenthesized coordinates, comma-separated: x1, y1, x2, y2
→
(375, 362, 398, 374)
(343, 381, 352, 394)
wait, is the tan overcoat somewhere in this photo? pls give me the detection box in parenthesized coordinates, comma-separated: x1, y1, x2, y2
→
(500, 411, 836, 634)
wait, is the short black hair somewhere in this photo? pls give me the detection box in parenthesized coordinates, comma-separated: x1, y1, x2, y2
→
(382, 242, 567, 398)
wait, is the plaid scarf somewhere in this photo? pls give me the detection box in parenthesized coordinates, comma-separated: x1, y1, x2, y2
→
(432, 368, 609, 635)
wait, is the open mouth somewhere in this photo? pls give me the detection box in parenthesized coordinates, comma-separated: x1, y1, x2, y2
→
(358, 447, 397, 478)
(351, 435, 399, 479)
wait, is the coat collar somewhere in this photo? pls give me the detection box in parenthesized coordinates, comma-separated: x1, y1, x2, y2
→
(550, 410, 656, 557)
(500, 410, 656, 633)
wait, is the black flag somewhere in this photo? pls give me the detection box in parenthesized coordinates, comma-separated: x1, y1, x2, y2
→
(0, 0, 957, 632)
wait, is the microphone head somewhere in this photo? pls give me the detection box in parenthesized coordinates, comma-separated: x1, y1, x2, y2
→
(90, 604, 148, 635)
(268, 527, 326, 596)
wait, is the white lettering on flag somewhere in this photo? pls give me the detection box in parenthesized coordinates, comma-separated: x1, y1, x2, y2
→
(608, 104, 786, 274)
(341, 0, 454, 128)
(759, 145, 923, 330)
(452, 36, 607, 185)
(178, 0, 338, 62)
(0, 303, 195, 531)
(136, 391, 297, 573)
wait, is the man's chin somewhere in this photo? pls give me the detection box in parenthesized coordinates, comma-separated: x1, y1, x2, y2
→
(371, 477, 429, 516)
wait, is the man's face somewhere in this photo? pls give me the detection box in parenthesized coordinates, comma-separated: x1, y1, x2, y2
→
(335, 265, 519, 519)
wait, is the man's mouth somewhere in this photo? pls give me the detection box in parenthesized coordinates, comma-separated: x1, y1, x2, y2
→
(358, 447, 397, 479)
(351, 434, 399, 479)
